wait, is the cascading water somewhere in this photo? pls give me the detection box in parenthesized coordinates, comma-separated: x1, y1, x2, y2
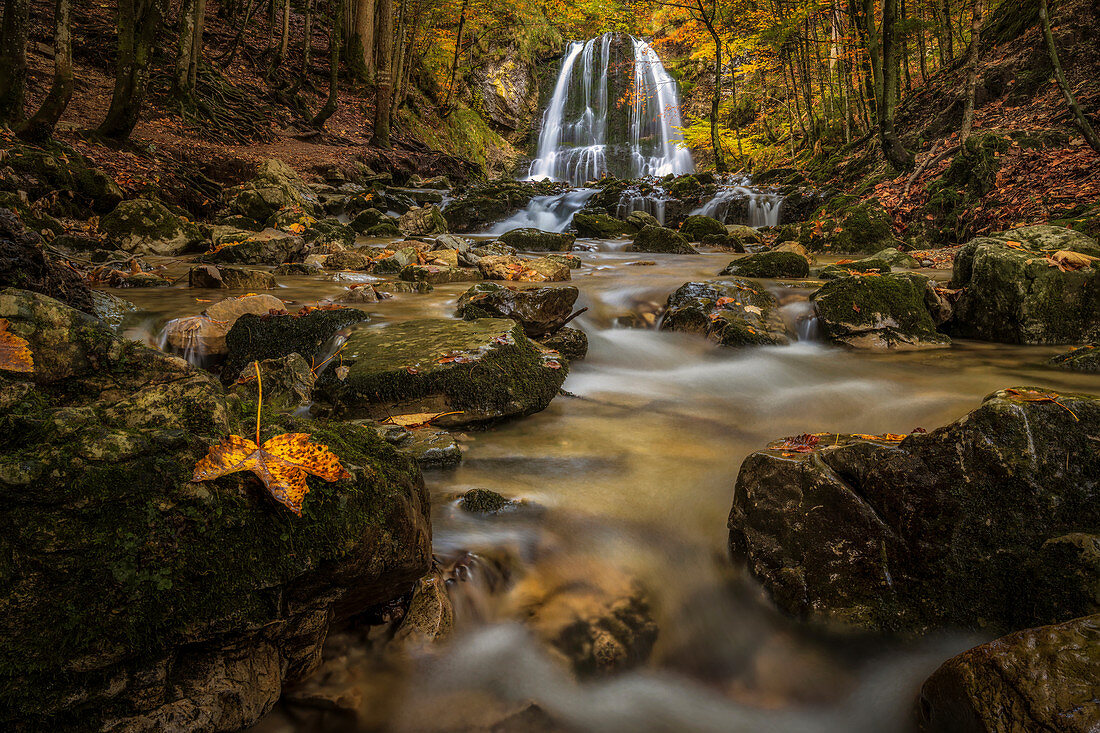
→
(527, 33, 694, 185)
(689, 178, 784, 228)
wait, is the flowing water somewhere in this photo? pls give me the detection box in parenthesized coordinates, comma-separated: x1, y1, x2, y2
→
(689, 179, 785, 228)
(121, 242, 1100, 733)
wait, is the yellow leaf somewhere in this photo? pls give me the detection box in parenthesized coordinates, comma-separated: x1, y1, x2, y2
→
(0, 318, 34, 373)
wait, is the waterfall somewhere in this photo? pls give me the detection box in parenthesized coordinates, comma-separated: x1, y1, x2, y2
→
(690, 179, 784, 228)
(528, 33, 694, 185)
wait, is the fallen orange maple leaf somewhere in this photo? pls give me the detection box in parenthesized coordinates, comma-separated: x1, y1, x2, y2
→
(0, 318, 34, 373)
(192, 362, 351, 515)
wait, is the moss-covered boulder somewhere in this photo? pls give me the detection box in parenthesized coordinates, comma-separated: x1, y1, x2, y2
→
(629, 225, 698, 254)
(350, 207, 399, 235)
(195, 229, 304, 266)
(728, 387, 1100, 632)
(398, 205, 449, 236)
(872, 247, 921, 268)
(455, 282, 579, 337)
(399, 264, 483, 284)
(818, 257, 892, 280)
(680, 215, 727, 242)
(224, 159, 320, 224)
(799, 196, 897, 253)
(99, 199, 205, 257)
(0, 289, 430, 731)
(537, 326, 588, 361)
(949, 236, 1100, 344)
(572, 211, 630, 239)
(721, 251, 810, 278)
(223, 307, 370, 379)
(918, 614, 1100, 732)
(812, 273, 950, 350)
(316, 319, 567, 427)
(660, 280, 791, 346)
(499, 227, 576, 251)
(1051, 344, 1100, 372)
(999, 224, 1100, 256)
(188, 264, 278, 289)
(5, 141, 123, 214)
(624, 210, 661, 232)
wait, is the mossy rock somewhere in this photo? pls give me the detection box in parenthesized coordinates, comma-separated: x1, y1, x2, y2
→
(536, 326, 588, 361)
(224, 159, 320, 223)
(498, 227, 576, 251)
(818, 257, 892, 279)
(1050, 344, 1100, 372)
(680, 215, 727, 242)
(100, 199, 205, 257)
(660, 280, 791, 346)
(871, 247, 920, 268)
(721, 251, 810, 278)
(628, 225, 698, 254)
(5, 141, 123, 214)
(572, 211, 630, 239)
(667, 175, 703, 198)
(223, 307, 370, 379)
(195, 229, 303, 266)
(812, 273, 950, 350)
(624, 210, 660, 232)
(799, 196, 897, 253)
(399, 264, 483, 284)
(998, 224, 1100, 257)
(0, 289, 429, 730)
(455, 281, 578, 337)
(316, 318, 567, 427)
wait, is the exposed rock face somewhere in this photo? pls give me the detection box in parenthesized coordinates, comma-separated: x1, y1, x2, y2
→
(918, 614, 1100, 733)
(728, 387, 1100, 632)
(224, 159, 320, 224)
(223, 307, 370, 379)
(399, 205, 449, 236)
(189, 264, 278, 289)
(629, 225, 698, 254)
(0, 289, 430, 732)
(572, 211, 630, 239)
(100, 199, 205, 256)
(316, 318, 567, 427)
(720, 251, 810, 278)
(949, 234, 1100, 344)
(680, 215, 727, 242)
(499, 227, 577, 251)
(477, 255, 571, 282)
(468, 45, 539, 132)
(661, 280, 791, 346)
(455, 282, 579, 336)
(812, 273, 951, 350)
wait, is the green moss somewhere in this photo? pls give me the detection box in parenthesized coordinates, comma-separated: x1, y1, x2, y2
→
(800, 195, 896, 253)
(721, 251, 810, 278)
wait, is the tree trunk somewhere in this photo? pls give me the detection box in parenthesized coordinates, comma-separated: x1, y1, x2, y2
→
(312, 0, 342, 128)
(941, 0, 954, 61)
(345, 0, 375, 81)
(880, 0, 914, 169)
(17, 0, 73, 141)
(174, 0, 206, 97)
(1040, 0, 1100, 153)
(710, 33, 726, 171)
(0, 0, 29, 124)
(99, 0, 169, 140)
(959, 0, 982, 141)
(302, 0, 312, 74)
(371, 0, 393, 147)
(440, 0, 469, 112)
(272, 0, 290, 69)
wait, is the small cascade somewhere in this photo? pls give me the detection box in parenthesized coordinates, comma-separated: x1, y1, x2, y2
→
(614, 184, 670, 224)
(157, 316, 221, 368)
(690, 178, 784, 228)
(489, 188, 598, 234)
(528, 33, 693, 185)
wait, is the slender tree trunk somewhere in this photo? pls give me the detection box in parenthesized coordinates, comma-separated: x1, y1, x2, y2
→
(1040, 0, 1100, 152)
(17, 0, 73, 140)
(390, 0, 407, 116)
(440, 0, 469, 112)
(345, 0, 375, 81)
(312, 0, 342, 127)
(0, 0, 29, 123)
(302, 0, 312, 74)
(99, 0, 169, 139)
(917, 1, 929, 81)
(190, 0, 206, 88)
(371, 0, 393, 146)
(941, 0, 954, 61)
(959, 0, 982, 141)
(880, 0, 913, 168)
(710, 31, 726, 171)
(175, 0, 206, 97)
(272, 0, 290, 68)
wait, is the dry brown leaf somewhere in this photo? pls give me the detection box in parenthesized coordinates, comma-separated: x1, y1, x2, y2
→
(0, 318, 34, 373)
(382, 411, 463, 428)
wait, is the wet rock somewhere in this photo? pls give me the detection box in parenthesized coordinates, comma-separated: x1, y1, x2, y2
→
(721, 251, 810, 278)
(118, 272, 172, 288)
(162, 294, 285, 358)
(301, 218, 355, 249)
(99, 199, 205, 257)
(188, 264, 277, 289)
(872, 247, 921, 268)
(477, 255, 571, 282)
(728, 387, 1100, 632)
(661, 280, 791, 346)
(316, 318, 567, 428)
(773, 241, 814, 264)
(273, 262, 324, 276)
(537, 327, 588, 361)
(399, 263, 483, 284)
(625, 210, 661, 232)
(376, 280, 434, 295)
(680, 214, 728, 242)
(628, 225, 698, 254)
(573, 211, 630, 239)
(223, 307, 369, 380)
(398, 205, 448, 236)
(455, 282, 579, 337)
(458, 488, 518, 514)
(701, 233, 744, 250)
(949, 236, 1100, 344)
(393, 570, 454, 646)
(195, 228, 304, 266)
(918, 614, 1100, 733)
(0, 288, 430, 731)
(335, 284, 386, 303)
(499, 227, 577, 251)
(818, 257, 892, 280)
(349, 207, 397, 235)
(1051, 344, 1100, 372)
(812, 273, 951, 350)
(224, 158, 320, 223)
(233, 353, 316, 410)
(375, 424, 462, 469)
(372, 245, 419, 274)
(323, 251, 372, 270)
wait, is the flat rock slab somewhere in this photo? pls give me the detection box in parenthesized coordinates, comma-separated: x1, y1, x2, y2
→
(318, 318, 567, 427)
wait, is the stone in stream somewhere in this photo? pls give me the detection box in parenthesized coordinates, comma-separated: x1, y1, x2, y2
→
(871, 247, 921, 268)
(628, 225, 698, 254)
(572, 211, 630, 239)
(162, 293, 285, 358)
(232, 353, 317, 410)
(399, 263, 483, 284)
(322, 251, 372, 270)
(812, 273, 951, 350)
(499, 227, 577, 251)
(1051, 344, 1100, 372)
(948, 231, 1100, 344)
(458, 488, 522, 514)
(537, 326, 588, 361)
(773, 241, 814, 264)
(349, 207, 397, 234)
(728, 387, 1100, 633)
(373, 423, 462, 469)
(99, 198, 205, 256)
(223, 306, 370, 380)
(720, 251, 810, 278)
(817, 257, 892, 280)
(726, 224, 763, 244)
(195, 228, 304, 265)
(316, 318, 567, 428)
(477, 254, 571, 282)
(680, 214, 728, 242)
(661, 280, 791, 346)
(625, 210, 661, 232)
(0, 288, 430, 732)
(455, 281, 579, 337)
(372, 245, 420, 274)
(917, 614, 1100, 733)
(188, 264, 278, 289)
(398, 204, 449, 236)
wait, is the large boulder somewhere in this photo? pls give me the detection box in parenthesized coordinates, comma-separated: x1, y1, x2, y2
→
(728, 387, 1100, 632)
(812, 273, 951, 350)
(799, 196, 897, 253)
(477, 255, 571, 282)
(720, 251, 810, 278)
(455, 282, 579, 337)
(195, 228, 304, 266)
(918, 614, 1100, 733)
(572, 211, 630, 239)
(949, 235, 1100, 344)
(224, 159, 320, 224)
(398, 205, 448, 236)
(999, 224, 1100, 256)
(680, 214, 728, 242)
(100, 199, 205, 256)
(161, 294, 285, 359)
(316, 318, 567, 427)
(223, 307, 370, 379)
(499, 227, 576, 252)
(660, 280, 791, 346)
(628, 225, 698, 254)
(188, 264, 278, 290)
(0, 289, 430, 731)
